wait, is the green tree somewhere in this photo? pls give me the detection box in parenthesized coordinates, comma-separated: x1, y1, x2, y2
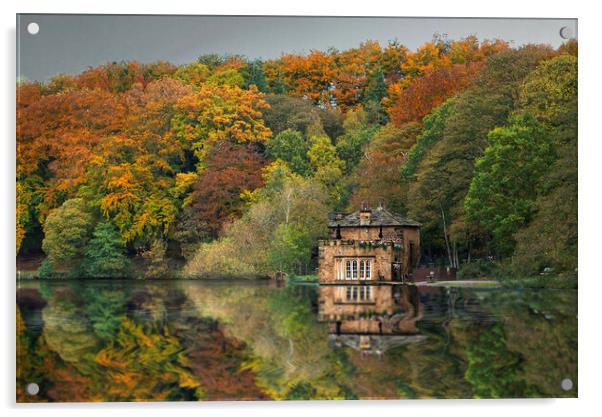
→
(308, 135, 347, 208)
(511, 55, 578, 274)
(206, 69, 245, 87)
(82, 221, 131, 278)
(173, 63, 210, 87)
(465, 323, 536, 398)
(241, 59, 267, 91)
(265, 129, 310, 176)
(401, 98, 456, 180)
(41, 198, 94, 267)
(465, 115, 555, 257)
(335, 109, 378, 173)
(363, 67, 388, 124)
(267, 223, 313, 274)
(285, 381, 317, 400)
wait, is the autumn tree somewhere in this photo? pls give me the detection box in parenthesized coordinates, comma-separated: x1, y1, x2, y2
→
(262, 94, 343, 140)
(350, 123, 422, 214)
(42, 198, 94, 267)
(170, 83, 271, 169)
(173, 63, 210, 87)
(185, 162, 329, 277)
(388, 63, 483, 127)
(276, 50, 337, 107)
(141, 239, 170, 278)
(404, 46, 556, 264)
(190, 143, 266, 237)
(95, 319, 205, 400)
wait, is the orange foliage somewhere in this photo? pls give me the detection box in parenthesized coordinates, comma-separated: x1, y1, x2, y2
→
(332, 41, 383, 111)
(386, 37, 508, 123)
(77, 61, 177, 93)
(388, 63, 484, 127)
(277, 50, 337, 106)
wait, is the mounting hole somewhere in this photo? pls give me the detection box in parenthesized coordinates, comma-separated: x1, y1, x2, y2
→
(559, 26, 573, 40)
(26, 382, 39, 395)
(27, 22, 40, 35)
(560, 378, 573, 391)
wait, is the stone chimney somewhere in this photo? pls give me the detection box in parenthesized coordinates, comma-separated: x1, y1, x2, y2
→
(359, 202, 372, 226)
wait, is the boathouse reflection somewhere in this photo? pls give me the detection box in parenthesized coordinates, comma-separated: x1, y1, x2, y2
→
(318, 283, 426, 354)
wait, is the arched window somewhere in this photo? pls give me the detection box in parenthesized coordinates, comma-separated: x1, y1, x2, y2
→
(352, 260, 358, 279)
(359, 260, 365, 280)
(345, 260, 351, 280)
(366, 260, 372, 280)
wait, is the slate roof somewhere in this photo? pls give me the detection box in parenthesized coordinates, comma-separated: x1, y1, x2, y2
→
(328, 207, 421, 228)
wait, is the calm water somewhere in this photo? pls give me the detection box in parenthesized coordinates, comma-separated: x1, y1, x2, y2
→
(16, 280, 577, 402)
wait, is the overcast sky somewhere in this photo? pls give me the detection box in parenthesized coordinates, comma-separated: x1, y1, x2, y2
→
(17, 14, 577, 82)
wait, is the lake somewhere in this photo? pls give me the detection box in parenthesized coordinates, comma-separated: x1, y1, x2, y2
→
(16, 279, 577, 402)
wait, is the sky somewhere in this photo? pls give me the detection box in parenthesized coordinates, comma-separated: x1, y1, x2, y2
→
(16, 14, 577, 82)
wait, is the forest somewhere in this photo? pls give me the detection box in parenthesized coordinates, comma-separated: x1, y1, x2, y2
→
(16, 35, 578, 282)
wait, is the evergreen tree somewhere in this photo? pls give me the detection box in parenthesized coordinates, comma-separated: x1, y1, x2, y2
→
(363, 67, 388, 124)
(82, 221, 131, 278)
(242, 59, 267, 92)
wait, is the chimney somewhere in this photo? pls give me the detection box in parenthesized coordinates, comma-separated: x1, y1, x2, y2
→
(359, 203, 372, 226)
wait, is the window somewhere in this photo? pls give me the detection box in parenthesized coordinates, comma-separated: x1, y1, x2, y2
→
(352, 286, 358, 301)
(346, 286, 352, 300)
(366, 286, 371, 300)
(342, 258, 372, 280)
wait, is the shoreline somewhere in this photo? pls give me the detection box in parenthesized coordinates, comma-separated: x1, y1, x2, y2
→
(15, 275, 504, 289)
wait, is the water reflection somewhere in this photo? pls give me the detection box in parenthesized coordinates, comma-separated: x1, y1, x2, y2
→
(318, 284, 426, 354)
(17, 280, 578, 402)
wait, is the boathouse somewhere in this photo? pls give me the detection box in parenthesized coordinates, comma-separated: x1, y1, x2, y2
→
(318, 204, 421, 284)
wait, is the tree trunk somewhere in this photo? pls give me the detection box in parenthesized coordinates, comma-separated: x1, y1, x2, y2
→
(453, 241, 459, 269)
(440, 204, 453, 268)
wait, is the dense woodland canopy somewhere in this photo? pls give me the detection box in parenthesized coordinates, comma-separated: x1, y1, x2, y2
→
(16, 35, 578, 279)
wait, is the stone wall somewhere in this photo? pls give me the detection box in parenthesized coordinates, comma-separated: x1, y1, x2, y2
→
(318, 240, 403, 283)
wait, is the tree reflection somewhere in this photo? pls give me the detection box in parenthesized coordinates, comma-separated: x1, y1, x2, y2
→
(17, 282, 577, 401)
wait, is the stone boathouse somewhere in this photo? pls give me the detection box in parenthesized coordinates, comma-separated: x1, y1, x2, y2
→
(318, 204, 421, 284)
